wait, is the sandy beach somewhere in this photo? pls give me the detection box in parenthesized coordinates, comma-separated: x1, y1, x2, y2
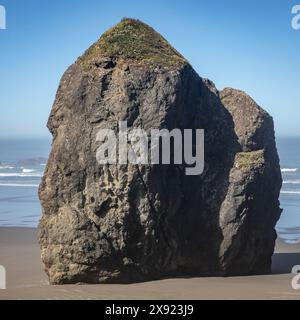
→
(0, 227, 299, 300)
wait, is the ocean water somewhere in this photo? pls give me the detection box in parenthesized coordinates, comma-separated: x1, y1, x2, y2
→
(276, 137, 300, 243)
(0, 138, 299, 243)
(0, 139, 50, 228)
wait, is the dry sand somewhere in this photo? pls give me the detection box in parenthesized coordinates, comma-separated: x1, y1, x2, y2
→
(0, 227, 300, 300)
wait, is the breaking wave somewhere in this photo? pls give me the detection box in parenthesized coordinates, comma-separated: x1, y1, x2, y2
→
(0, 173, 42, 177)
(281, 168, 298, 172)
(283, 180, 300, 184)
(280, 190, 300, 194)
(0, 183, 39, 187)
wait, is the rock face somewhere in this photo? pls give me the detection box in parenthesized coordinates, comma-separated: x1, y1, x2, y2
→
(38, 19, 282, 284)
(218, 88, 282, 275)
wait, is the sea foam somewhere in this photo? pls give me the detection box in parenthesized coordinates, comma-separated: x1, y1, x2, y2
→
(0, 173, 42, 177)
(283, 180, 300, 184)
(0, 183, 39, 187)
(281, 168, 298, 172)
(22, 169, 36, 173)
(280, 190, 300, 194)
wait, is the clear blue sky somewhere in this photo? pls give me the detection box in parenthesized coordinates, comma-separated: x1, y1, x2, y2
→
(0, 0, 299, 138)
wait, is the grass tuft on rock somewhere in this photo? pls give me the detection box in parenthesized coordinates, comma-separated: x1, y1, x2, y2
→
(235, 150, 265, 170)
(79, 18, 187, 69)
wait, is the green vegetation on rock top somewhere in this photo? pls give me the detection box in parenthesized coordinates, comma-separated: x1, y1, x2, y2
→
(235, 150, 265, 170)
(80, 18, 187, 68)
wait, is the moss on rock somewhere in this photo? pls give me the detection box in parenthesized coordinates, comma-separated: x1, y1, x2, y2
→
(79, 18, 187, 69)
(235, 150, 265, 170)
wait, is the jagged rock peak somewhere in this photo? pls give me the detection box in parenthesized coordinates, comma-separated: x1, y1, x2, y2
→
(79, 18, 187, 69)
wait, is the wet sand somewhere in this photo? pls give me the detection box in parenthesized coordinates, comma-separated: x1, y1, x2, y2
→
(0, 227, 300, 300)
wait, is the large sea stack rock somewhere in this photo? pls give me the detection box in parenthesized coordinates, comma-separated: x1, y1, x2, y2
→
(39, 19, 282, 284)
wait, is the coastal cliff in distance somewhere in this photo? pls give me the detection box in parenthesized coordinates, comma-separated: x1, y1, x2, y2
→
(38, 18, 282, 284)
